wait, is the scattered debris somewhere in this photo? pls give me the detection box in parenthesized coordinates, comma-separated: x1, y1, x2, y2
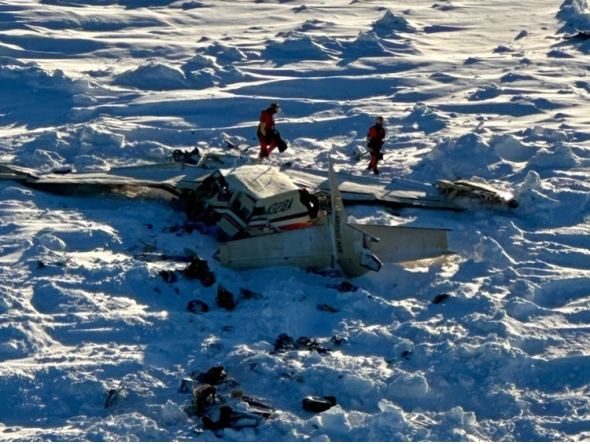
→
(273, 334, 331, 354)
(172, 147, 201, 165)
(436, 179, 518, 209)
(565, 24, 590, 39)
(193, 384, 218, 416)
(302, 395, 337, 413)
(187, 299, 210, 314)
(330, 335, 347, 346)
(433, 293, 450, 304)
(36, 259, 67, 268)
(185, 366, 274, 434)
(401, 350, 413, 360)
(201, 403, 265, 432)
(104, 382, 128, 408)
(194, 366, 227, 386)
(317, 303, 340, 313)
(242, 395, 273, 418)
(214, 286, 263, 311)
(327, 281, 359, 292)
(182, 258, 216, 287)
(153, 256, 215, 287)
(385, 357, 398, 367)
(216, 285, 235, 310)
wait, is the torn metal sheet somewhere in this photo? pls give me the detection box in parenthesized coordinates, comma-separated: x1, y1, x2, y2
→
(436, 179, 518, 208)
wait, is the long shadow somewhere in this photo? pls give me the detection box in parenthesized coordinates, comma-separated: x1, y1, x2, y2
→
(0, 34, 106, 55)
(40, 0, 178, 8)
(0, 80, 73, 129)
(551, 30, 590, 54)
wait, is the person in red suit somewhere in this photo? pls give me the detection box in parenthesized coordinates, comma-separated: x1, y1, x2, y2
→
(367, 116, 386, 174)
(257, 103, 284, 159)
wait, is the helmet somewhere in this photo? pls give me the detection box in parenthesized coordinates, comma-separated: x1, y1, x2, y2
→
(376, 116, 384, 124)
(269, 102, 281, 113)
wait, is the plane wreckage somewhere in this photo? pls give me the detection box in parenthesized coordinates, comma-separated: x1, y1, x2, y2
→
(436, 179, 518, 209)
(0, 155, 458, 277)
(218, 160, 452, 277)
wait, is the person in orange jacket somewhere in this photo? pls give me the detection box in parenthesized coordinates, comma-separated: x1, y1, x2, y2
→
(257, 103, 287, 159)
(367, 116, 386, 174)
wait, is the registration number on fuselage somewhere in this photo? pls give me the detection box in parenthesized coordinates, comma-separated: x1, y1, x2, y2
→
(267, 197, 294, 215)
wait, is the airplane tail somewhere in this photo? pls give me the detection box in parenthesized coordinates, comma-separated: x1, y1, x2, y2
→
(327, 158, 449, 277)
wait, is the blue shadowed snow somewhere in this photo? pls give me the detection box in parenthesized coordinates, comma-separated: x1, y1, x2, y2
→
(1, 0, 590, 441)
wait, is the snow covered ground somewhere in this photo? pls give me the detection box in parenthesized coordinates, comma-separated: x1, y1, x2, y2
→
(2, 0, 590, 440)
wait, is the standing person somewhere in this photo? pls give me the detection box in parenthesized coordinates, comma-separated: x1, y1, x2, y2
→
(257, 102, 281, 159)
(367, 116, 386, 174)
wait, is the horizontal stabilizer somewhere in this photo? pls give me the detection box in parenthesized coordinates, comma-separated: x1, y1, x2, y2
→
(219, 224, 333, 270)
(351, 224, 450, 263)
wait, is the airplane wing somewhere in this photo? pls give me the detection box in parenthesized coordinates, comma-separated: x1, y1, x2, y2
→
(0, 163, 212, 195)
(349, 223, 450, 263)
(284, 166, 462, 211)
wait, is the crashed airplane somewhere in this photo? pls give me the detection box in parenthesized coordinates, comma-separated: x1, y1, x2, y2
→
(0, 154, 456, 277)
(218, 160, 451, 277)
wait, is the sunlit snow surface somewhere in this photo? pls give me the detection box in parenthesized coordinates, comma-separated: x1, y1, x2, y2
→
(2, 0, 590, 441)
